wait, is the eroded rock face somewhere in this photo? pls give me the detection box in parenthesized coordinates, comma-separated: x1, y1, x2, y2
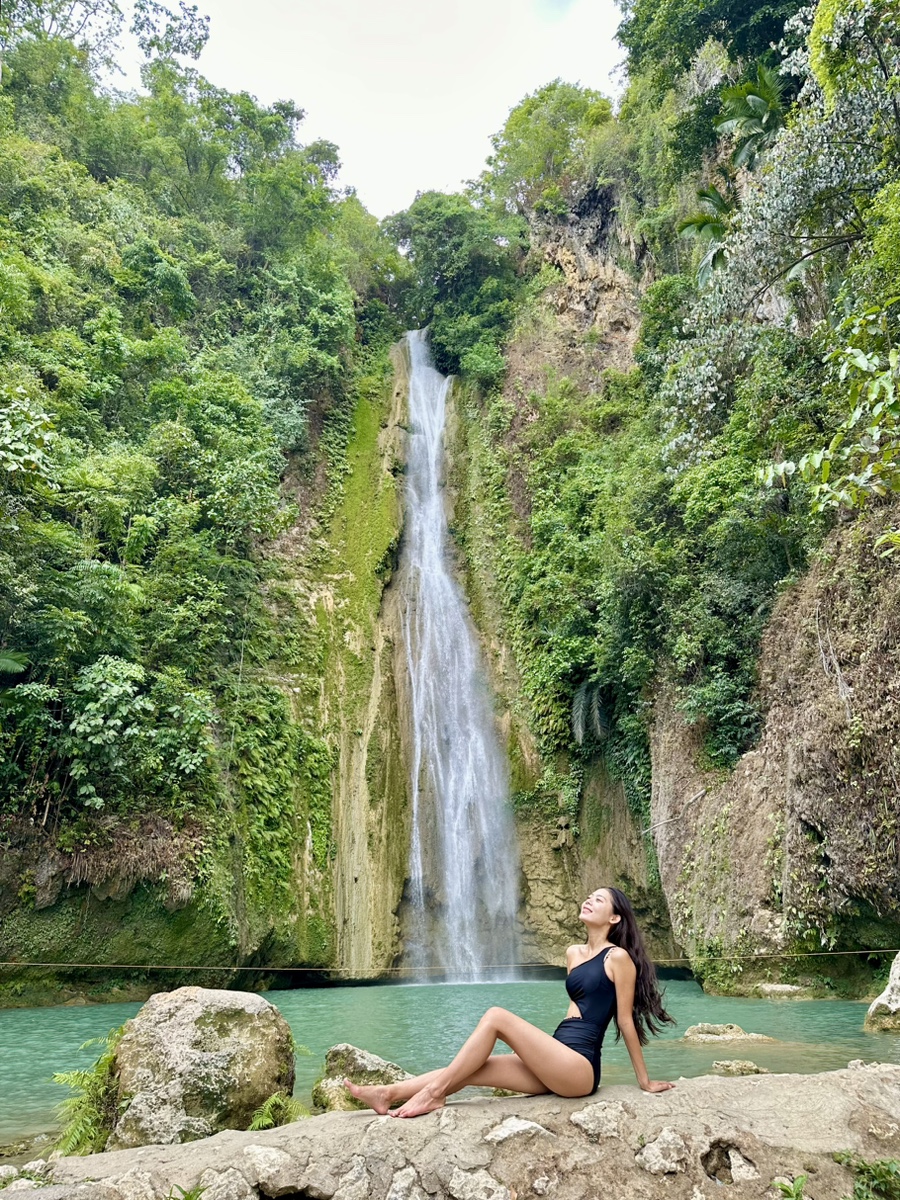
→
(635, 1127, 689, 1174)
(866, 952, 900, 1031)
(31, 1064, 900, 1200)
(650, 506, 900, 996)
(312, 1044, 411, 1112)
(108, 987, 295, 1149)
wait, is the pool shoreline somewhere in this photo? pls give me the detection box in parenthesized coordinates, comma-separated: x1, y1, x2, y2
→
(0, 978, 889, 1148)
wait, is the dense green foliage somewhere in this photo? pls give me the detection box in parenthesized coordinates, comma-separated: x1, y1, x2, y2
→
(0, 8, 403, 936)
(401, 0, 900, 832)
(829, 1155, 900, 1200)
(479, 79, 613, 213)
(386, 191, 528, 384)
(617, 0, 802, 91)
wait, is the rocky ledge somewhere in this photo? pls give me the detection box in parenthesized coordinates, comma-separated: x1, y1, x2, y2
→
(8, 1064, 900, 1200)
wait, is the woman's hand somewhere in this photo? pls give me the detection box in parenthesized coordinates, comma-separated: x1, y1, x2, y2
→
(640, 1079, 676, 1093)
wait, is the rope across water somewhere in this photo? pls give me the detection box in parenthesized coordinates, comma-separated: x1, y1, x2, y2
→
(0, 946, 897, 976)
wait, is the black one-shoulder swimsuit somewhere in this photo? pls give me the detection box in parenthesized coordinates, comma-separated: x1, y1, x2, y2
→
(552, 945, 617, 1092)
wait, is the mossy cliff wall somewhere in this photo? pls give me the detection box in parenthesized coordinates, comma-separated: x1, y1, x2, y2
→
(310, 345, 410, 975)
(440, 184, 899, 995)
(0, 353, 410, 1005)
(650, 505, 900, 996)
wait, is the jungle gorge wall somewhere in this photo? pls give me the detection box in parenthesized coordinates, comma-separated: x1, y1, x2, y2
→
(5, 314, 898, 1002)
(651, 503, 900, 996)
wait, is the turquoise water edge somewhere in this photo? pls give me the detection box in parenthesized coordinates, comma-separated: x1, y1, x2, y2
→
(2, 978, 897, 1143)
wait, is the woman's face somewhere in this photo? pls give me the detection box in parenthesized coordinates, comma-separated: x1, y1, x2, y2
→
(579, 887, 619, 930)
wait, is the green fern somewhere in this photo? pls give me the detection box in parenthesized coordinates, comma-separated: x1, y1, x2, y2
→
(572, 680, 608, 746)
(166, 1187, 208, 1200)
(53, 1025, 125, 1155)
(248, 1090, 309, 1130)
(0, 650, 28, 675)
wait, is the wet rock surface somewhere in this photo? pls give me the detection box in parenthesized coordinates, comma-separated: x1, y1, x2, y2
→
(9, 1064, 900, 1200)
(712, 1060, 770, 1076)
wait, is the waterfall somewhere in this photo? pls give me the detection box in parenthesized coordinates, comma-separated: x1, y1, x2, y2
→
(399, 330, 521, 981)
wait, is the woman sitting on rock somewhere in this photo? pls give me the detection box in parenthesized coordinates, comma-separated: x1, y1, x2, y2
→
(345, 886, 676, 1118)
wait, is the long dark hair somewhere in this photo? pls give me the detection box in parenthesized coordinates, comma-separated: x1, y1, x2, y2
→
(605, 886, 676, 1046)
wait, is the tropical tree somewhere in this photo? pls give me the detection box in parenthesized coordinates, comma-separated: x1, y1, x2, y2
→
(479, 80, 612, 213)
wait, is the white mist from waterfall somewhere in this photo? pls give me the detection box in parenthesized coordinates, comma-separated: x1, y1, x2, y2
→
(399, 330, 521, 981)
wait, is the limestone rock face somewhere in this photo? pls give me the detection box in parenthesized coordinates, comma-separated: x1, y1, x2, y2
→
(683, 1022, 774, 1042)
(649, 509, 900, 996)
(865, 952, 900, 1030)
(108, 986, 295, 1149)
(312, 1043, 411, 1112)
(635, 1127, 689, 1174)
(19, 1065, 900, 1200)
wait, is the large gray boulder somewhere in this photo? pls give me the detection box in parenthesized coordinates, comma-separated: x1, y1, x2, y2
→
(108, 986, 295, 1149)
(865, 952, 900, 1031)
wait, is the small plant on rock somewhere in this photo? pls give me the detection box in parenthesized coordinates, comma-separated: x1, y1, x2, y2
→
(249, 1090, 310, 1130)
(53, 1025, 125, 1155)
(166, 1187, 207, 1200)
(835, 1153, 900, 1200)
(773, 1176, 808, 1199)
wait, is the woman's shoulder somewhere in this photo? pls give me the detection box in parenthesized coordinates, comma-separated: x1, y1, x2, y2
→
(565, 943, 587, 964)
(606, 945, 635, 971)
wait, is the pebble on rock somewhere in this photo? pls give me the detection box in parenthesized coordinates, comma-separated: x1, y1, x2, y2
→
(447, 1168, 511, 1200)
(483, 1116, 554, 1143)
(569, 1100, 629, 1139)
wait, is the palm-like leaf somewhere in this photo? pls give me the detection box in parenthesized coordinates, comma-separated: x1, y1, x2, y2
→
(53, 1025, 124, 1155)
(679, 174, 736, 284)
(249, 1090, 309, 1129)
(717, 63, 786, 170)
(572, 680, 609, 746)
(0, 650, 28, 675)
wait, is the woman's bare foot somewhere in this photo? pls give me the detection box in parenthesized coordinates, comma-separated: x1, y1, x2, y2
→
(343, 1078, 393, 1115)
(391, 1084, 446, 1119)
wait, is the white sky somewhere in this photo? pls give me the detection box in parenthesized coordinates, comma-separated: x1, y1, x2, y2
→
(120, 0, 625, 218)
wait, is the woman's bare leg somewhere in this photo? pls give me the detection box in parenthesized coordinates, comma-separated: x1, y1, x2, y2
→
(349, 1007, 594, 1118)
(345, 1054, 550, 1114)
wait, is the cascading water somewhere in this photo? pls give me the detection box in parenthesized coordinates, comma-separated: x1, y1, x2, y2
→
(399, 330, 521, 981)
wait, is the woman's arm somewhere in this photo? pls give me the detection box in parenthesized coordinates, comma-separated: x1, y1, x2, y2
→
(608, 948, 675, 1093)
